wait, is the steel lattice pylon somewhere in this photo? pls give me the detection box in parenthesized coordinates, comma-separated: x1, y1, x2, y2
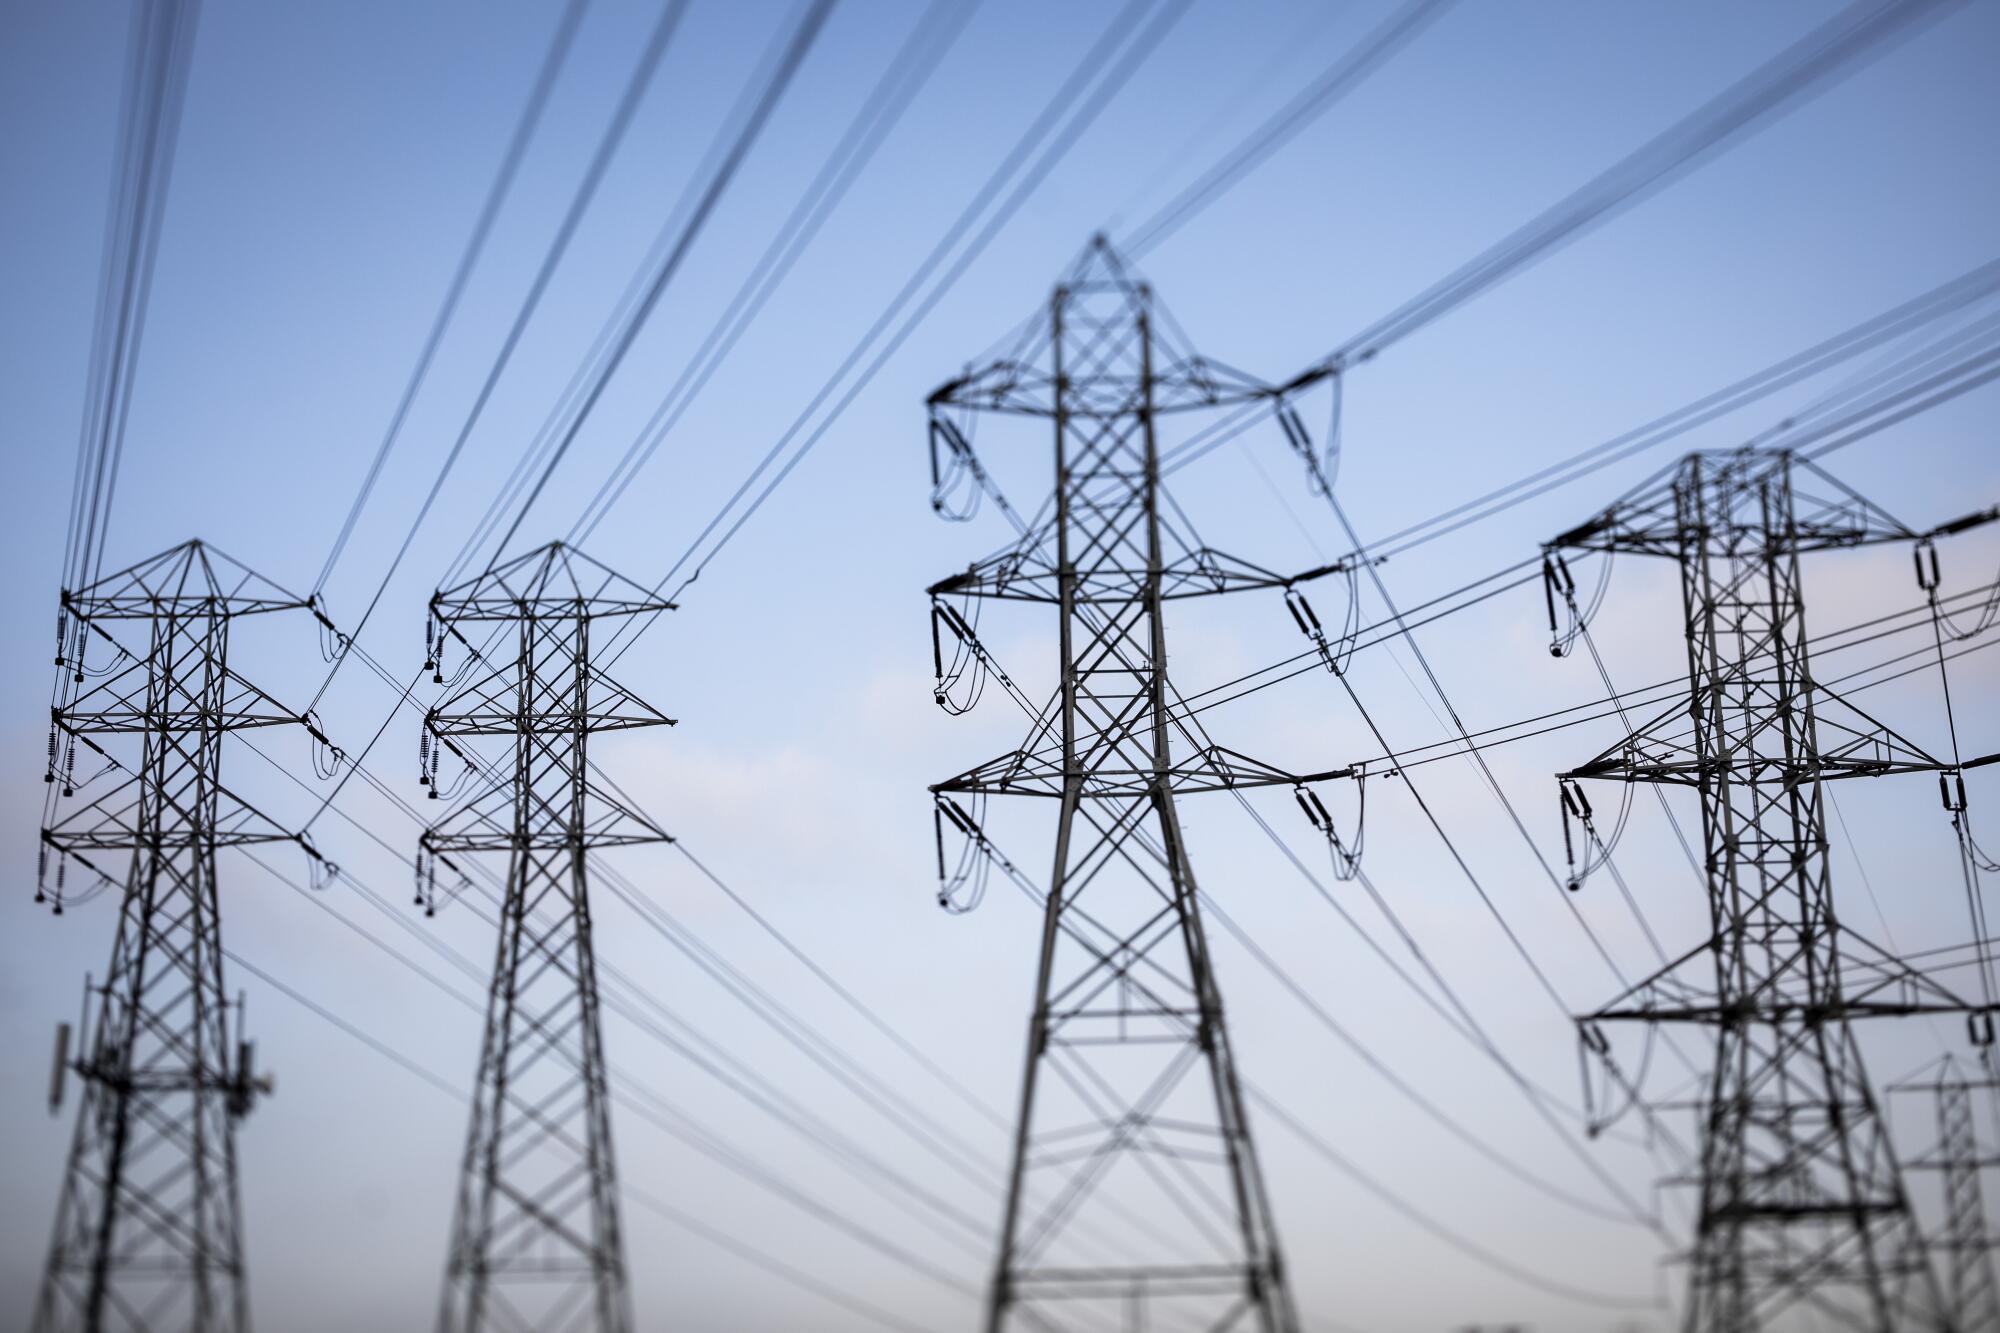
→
(1896, 1056, 2000, 1332)
(34, 540, 307, 1333)
(422, 542, 674, 1333)
(1553, 449, 1983, 1331)
(927, 240, 1341, 1333)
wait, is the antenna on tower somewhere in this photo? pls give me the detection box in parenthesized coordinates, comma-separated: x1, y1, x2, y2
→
(34, 540, 310, 1333)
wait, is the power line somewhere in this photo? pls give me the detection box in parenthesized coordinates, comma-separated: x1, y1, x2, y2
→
(1287, 0, 1960, 388)
(1245, 1084, 1663, 1313)
(64, 0, 202, 600)
(594, 0, 1195, 671)
(1120, 0, 1455, 258)
(474, 0, 839, 569)
(302, 0, 691, 716)
(1339, 257, 2000, 563)
(1144, 4, 1982, 499)
(298, 0, 1187, 876)
(222, 942, 957, 1333)
(562, 0, 980, 549)
(310, 0, 591, 595)
(236, 837, 991, 1302)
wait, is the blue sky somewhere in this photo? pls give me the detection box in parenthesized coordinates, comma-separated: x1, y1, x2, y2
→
(2, 1, 1997, 1329)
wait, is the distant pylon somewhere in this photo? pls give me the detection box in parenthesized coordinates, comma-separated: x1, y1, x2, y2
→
(1895, 1056, 2000, 1332)
(1550, 448, 1998, 1330)
(926, 238, 1346, 1333)
(421, 542, 675, 1333)
(34, 540, 308, 1333)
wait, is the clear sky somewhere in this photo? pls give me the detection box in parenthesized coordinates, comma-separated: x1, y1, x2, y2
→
(2, 1, 1997, 1330)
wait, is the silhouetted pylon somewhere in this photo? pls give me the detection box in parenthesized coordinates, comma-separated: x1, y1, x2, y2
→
(35, 540, 308, 1333)
(421, 542, 674, 1333)
(1551, 449, 1999, 1330)
(927, 239, 1349, 1333)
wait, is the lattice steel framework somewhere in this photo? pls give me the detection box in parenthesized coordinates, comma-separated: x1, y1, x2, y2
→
(927, 240, 1343, 1333)
(1897, 1057, 2000, 1333)
(34, 540, 305, 1333)
(422, 542, 673, 1333)
(1553, 449, 1980, 1331)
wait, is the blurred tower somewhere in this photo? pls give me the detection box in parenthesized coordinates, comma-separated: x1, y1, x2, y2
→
(1551, 449, 1989, 1330)
(927, 240, 1344, 1333)
(421, 543, 674, 1333)
(34, 541, 305, 1333)
(1897, 1057, 2000, 1332)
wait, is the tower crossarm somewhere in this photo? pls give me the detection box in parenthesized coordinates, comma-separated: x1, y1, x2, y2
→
(930, 539, 1347, 604)
(934, 746, 1350, 799)
(430, 541, 673, 622)
(1583, 929, 1988, 1029)
(58, 538, 307, 622)
(1549, 448, 1935, 558)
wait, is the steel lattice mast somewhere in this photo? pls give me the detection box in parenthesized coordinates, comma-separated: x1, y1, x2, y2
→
(421, 542, 674, 1333)
(34, 540, 308, 1333)
(1551, 448, 1994, 1331)
(927, 240, 1343, 1333)
(1895, 1057, 2000, 1332)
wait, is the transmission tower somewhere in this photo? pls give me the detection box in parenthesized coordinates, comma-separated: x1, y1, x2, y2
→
(33, 540, 308, 1333)
(925, 239, 1345, 1333)
(420, 542, 674, 1333)
(1550, 447, 1997, 1331)
(1895, 1056, 2000, 1332)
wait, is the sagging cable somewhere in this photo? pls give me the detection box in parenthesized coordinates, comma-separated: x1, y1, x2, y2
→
(37, 845, 119, 916)
(1917, 537, 2000, 642)
(429, 617, 481, 688)
(1545, 549, 1610, 658)
(305, 712, 345, 781)
(1284, 573, 1358, 676)
(310, 595, 351, 664)
(1560, 777, 1633, 894)
(929, 407, 1009, 523)
(934, 792, 1018, 915)
(299, 833, 340, 893)
(932, 593, 1013, 715)
(1576, 1020, 1657, 1141)
(432, 734, 478, 801)
(415, 848, 472, 919)
(1294, 778, 1364, 880)
(1275, 396, 1331, 498)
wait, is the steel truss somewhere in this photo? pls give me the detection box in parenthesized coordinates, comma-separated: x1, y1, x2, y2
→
(1554, 449, 1990, 1331)
(928, 239, 1343, 1333)
(35, 540, 306, 1333)
(1894, 1057, 2000, 1333)
(423, 543, 674, 1333)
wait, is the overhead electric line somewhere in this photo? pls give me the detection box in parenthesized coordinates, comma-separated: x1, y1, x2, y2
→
(302, 0, 691, 715)
(1147, 0, 1972, 489)
(593, 0, 1195, 670)
(1245, 1084, 1664, 1312)
(560, 0, 980, 549)
(310, 0, 591, 596)
(1331, 257, 2000, 563)
(472, 0, 839, 569)
(63, 0, 201, 602)
(235, 840, 991, 1303)
(1119, 0, 1455, 258)
(222, 943, 960, 1333)
(1285, 0, 1960, 390)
